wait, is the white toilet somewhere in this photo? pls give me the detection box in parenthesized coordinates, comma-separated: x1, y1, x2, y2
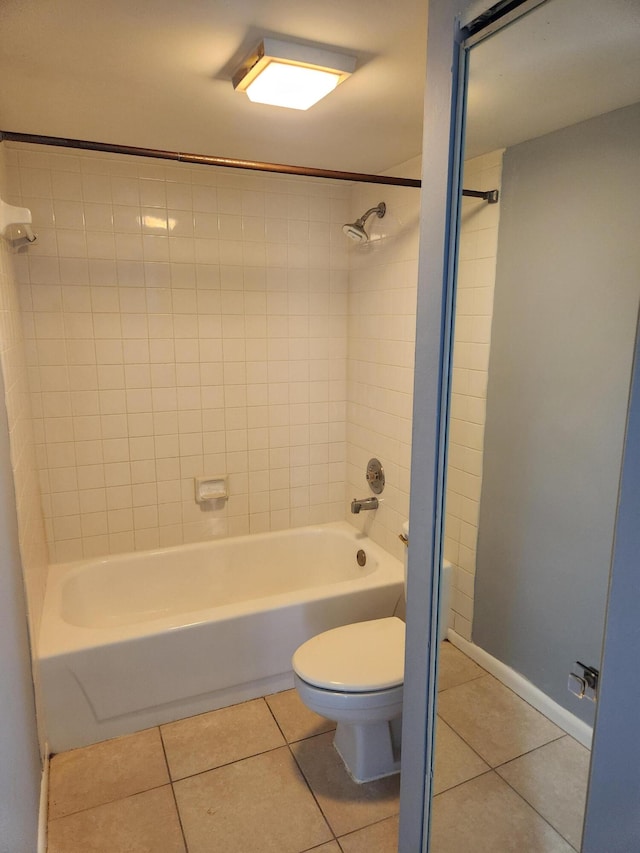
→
(292, 523, 452, 783)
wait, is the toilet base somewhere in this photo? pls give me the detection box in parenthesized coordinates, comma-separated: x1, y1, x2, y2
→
(333, 715, 402, 783)
(293, 674, 404, 784)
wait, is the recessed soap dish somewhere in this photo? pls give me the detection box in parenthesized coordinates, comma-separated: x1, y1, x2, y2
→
(194, 475, 228, 503)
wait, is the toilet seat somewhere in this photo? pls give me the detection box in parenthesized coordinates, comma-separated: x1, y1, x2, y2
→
(292, 616, 405, 692)
(294, 675, 404, 715)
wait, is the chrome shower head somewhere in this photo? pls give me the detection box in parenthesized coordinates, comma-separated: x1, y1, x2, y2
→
(342, 201, 386, 243)
(342, 222, 368, 243)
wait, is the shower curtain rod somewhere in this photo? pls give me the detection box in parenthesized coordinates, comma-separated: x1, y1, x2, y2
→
(0, 131, 421, 188)
(0, 131, 498, 201)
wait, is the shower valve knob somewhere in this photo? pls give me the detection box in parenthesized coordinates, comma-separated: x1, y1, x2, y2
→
(366, 458, 385, 494)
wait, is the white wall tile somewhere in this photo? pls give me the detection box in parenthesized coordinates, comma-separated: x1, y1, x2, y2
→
(345, 159, 421, 561)
(9, 144, 349, 559)
(445, 150, 504, 631)
(0, 143, 49, 652)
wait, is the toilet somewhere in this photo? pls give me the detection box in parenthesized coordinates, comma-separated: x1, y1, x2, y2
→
(293, 616, 406, 783)
(292, 522, 452, 783)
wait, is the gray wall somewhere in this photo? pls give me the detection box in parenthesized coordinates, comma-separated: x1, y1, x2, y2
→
(473, 102, 640, 724)
(0, 367, 41, 852)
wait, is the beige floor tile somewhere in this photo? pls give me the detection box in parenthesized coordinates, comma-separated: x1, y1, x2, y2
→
(437, 674, 563, 766)
(431, 772, 574, 852)
(173, 745, 332, 853)
(302, 844, 341, 852)
(48, 727, 169, 819)
(291, 731, 400, 837)
(47, 786, 185, 853)
(434, 717, 490, 794)
(266, 688, 335, 742)
(497, 735, 590, 850)
(339, 815, 399, 853)
(161, 698, 285, 780)
(437, 641, 486, 692)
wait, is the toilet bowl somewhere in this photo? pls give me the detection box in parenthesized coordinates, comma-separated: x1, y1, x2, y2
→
(292, 523, 452, 783)
(293, 616, 405, 783)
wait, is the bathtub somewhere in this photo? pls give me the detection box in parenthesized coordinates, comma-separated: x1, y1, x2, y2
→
(38, 521, 404, 752)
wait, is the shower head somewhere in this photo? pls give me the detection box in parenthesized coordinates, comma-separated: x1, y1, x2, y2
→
(342, 201, 386, 243)
(342, 222, 368, 243)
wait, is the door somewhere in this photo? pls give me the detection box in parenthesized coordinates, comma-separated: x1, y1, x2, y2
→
(581, 312, 640, 850)
(399, 0, 640, 850)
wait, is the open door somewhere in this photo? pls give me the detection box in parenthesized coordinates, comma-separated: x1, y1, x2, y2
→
(581, 312, 640, 850)
(400, 1, 640, 850)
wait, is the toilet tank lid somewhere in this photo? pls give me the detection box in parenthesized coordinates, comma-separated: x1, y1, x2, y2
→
(292, 617, 405, 692)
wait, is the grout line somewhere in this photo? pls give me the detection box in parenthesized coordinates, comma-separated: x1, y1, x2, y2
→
(159, 697, 288, 783)
(300, 841, 344, 853)
(286, 739, 338, 846)
(436, 651, 573, 770)
(437, 707, 567, 777)
(262, 697, 343, 845)
(492, 732, 567, 769)
(262, 693, 337, 746)
(432, 766, 495, 799)
(263, 694, 289, 743)
(437, 671, 487, 695)
(434, 712, 493, 774)
(449, 630, 590, 749)
(168, 784, 190, 853)
(52, 656, 578, 849)
(265, 694, 405, 848)
(495, 770, 581, 851)
(287, 725, 337, 745)
(433, 708, 582, 853)
(334, 811, 400, 847)
(166, 745, 289, 785)
(47, 780, 173, 822)
(158, 726, 190, 853)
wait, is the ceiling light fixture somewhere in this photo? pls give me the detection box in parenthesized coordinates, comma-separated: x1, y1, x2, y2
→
(232, 38, 356, 111)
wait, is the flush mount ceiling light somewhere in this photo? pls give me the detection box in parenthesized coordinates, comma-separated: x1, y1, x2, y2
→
(232, 38, 356, 111)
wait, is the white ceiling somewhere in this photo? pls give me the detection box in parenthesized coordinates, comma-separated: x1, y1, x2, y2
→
(465, 0, 640, 158)
(0, 0, 428, 175)
(0, 0, 638, 174)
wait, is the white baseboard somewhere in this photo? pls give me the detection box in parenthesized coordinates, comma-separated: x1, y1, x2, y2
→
(37, 748, 49, 853)
(447, 629, 593, 749)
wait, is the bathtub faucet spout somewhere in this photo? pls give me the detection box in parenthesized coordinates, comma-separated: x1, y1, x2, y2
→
(351, 497, 379, 514)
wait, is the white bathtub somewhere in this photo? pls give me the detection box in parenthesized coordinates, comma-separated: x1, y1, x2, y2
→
(38, 521, 403, 752)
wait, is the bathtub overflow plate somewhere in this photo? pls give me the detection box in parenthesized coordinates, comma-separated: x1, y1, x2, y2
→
(356, 549, 367, 567)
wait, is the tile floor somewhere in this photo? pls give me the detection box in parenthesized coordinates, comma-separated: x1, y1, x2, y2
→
(46, 642, 590, 852)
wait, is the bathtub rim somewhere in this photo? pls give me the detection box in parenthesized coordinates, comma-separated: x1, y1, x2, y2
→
(38, 521, 404, 657)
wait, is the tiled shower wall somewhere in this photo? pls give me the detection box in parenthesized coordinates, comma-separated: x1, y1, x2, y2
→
(3, 138, 500, 644)
(346, 159, 421, 561)
(444, 150, 503, 640)
(0, 143, 48, 644)
(4, 143, 350, 562)
(346, 149, 503, 611)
